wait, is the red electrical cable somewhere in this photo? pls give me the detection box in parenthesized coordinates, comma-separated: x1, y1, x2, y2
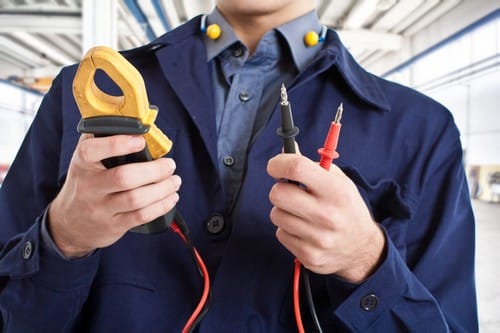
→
(170, 222, 211, 333)
(293, 258, 305, 333)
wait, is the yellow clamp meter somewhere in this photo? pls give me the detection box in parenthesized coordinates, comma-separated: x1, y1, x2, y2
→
(72, 46, 174, 234)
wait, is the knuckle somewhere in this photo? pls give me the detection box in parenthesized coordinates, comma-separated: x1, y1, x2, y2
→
(77, 140, 93, 163)
(108, 135, 125, 152)
(133, 209, 151, 224)
(305, 250, 324, 268)
(301, 250, 318, 267)
(124, 191, 143, 209)
(285, 157, 307, 180)
(316, 208, 333, 225)
(316, 234, 334, 251)
(111, 167, 131, 188)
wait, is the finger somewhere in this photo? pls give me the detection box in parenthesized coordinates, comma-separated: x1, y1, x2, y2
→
(108, 175, 182, 214)
(270, 206, 318, 241)
(105, 158, 177, 193)
(268, 181, 325, 223)
(275, 228, 312, 261)
(275, 228, 333, 272)
(119, 192, 180, 231)
(267, 153, 343, 198)
(76, 135, 145, 165)
(267, 153, 320, 185)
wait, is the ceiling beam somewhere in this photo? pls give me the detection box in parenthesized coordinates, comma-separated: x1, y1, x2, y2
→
(343, 0, 379, 29)
(0, 3, 79, 14)
(0, 35, 50, 67)
(10, 31, 75, 65)
(0, 14, 80, 34)
(337, 29, 403, 51)
(404, 0, 462, 36)
(117, 0, 149, 46)
(159, 0, 181, 28)
(41, 34, 81, 60)
(181, 0, 213, 20)
(319, 0, 352, 27)
(371, 0, 426, 31)
(137, 0, 167, 37)
(391, 0, 441, 34)
(0, 51, 31, 70)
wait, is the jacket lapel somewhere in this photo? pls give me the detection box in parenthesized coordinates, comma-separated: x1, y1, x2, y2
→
(155, 36, 218, 169)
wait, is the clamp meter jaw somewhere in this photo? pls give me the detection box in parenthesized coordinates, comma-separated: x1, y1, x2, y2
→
(73, 46, 174, 234)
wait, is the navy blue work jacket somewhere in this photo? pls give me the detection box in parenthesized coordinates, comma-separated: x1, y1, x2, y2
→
(0, 16, 477, 332)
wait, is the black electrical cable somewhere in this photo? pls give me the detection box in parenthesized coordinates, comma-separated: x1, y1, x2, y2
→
(302, 268, 324, 333)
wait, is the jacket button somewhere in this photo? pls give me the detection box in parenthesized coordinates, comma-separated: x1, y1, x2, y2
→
(206, 214, 225, 234)
(360, 293, 378, 311)
(239, 92, 250, 102)
(223, 155, 235, 167)
(22, 241, 34, 260)
(232, 47, 244, 57)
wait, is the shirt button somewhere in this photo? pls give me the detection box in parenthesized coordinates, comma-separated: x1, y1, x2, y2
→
(233, 47, 244, 57)
(223, 155, 235, 167)
(239, 92, 250, 102)
(22, 241, 34, 260)
(206, 214, 225, 234)
(360, 293, 378, 311)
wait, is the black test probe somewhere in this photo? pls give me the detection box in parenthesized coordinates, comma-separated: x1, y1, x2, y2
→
(276, 84, 323, 333)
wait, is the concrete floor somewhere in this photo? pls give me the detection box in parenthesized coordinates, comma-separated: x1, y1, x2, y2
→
(474, 199, 500, 333)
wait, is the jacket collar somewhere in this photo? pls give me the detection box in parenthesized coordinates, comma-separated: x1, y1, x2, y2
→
(319, 29, 391, 112)
(154, 16, 391, 117)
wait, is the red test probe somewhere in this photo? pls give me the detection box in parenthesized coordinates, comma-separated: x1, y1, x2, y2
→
(318, 103, 343, 170)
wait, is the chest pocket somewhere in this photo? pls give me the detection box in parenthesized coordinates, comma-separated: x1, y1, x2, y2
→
(342, 165, 416, 258)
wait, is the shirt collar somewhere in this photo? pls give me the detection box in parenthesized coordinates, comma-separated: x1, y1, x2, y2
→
(204, 8, 240, 62)
(188, 11, 389, 112)
(275, 10, 323, 72)
(204, 8, 323, 72)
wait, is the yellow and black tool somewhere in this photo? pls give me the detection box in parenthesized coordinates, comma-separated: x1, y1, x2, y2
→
(73, 46, 174, 234)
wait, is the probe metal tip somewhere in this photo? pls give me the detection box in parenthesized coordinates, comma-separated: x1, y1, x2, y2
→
(280, 83, 288, 104)
(334, 102, 343, 123)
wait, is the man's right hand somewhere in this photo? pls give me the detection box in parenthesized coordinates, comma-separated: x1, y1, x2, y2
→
(48, 134, 181, 258)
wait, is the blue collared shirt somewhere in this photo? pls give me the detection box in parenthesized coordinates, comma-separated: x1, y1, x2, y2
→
(205, 8, 323, 210)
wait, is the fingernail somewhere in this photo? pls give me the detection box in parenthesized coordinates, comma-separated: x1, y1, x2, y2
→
(174, 175, 182, 189)
(166, 158, 176, 170)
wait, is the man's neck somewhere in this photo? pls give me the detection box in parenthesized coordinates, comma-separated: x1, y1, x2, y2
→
(217, 3, 315, 54)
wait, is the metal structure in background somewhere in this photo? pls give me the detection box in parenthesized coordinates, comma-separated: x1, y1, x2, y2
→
(0, 0, 485, 93)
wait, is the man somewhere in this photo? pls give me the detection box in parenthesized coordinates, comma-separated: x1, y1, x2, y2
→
(0, 0, 477, 332)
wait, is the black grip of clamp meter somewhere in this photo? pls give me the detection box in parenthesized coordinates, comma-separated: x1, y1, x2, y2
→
(77, 116, 175, 234)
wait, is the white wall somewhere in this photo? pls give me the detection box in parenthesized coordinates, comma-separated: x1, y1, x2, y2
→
(386, 12, 500, 167)
(426, 69, 500, 165)
(0, 82, 40, 165)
